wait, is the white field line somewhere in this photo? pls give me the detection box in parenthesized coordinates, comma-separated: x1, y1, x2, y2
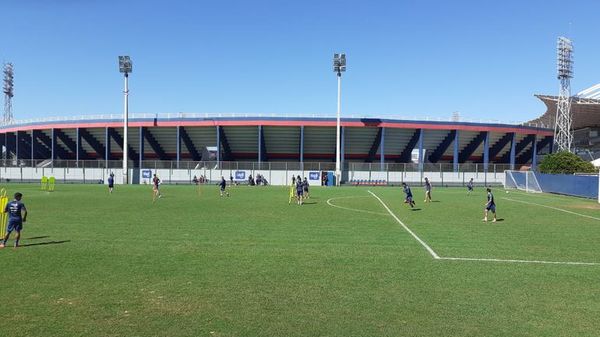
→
(367, 190, 440, 259)
(439, 256, 600, 266)
(368, 190, 600, 266)
(502, 197, 600, 222)
(326, 196, 388, 216)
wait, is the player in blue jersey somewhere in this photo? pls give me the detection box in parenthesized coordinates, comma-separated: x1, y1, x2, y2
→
(220, 176, 230, 197)
(107, 172, 115, 194)
(303, 177, 310, 199)
(483, 188, 497, 222)
(402, 182, 416, 208)
(424, 177, 432, 203)
(0, 192, 28, 249)
(152, 174, 162, 202)
(296, 175, 304, 205)
(467, 178, 474, 195)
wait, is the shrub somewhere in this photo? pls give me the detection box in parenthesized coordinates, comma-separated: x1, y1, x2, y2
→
(538, 151, 597, 174)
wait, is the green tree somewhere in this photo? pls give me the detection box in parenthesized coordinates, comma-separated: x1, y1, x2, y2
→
(538, 151, 597, 174)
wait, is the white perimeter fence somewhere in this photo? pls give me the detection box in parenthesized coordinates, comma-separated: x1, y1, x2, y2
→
(0, 166, 505, 187)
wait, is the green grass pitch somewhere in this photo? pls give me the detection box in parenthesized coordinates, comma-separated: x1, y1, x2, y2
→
(1, 183, 600, 337)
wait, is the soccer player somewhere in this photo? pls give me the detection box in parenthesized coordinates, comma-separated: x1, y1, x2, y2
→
(467, 178, 474, 195)
(483, 187, 497, 222)
(424, 177, 432, 202)
(0, 192, 28, 249)
(288, 176, 296, 204)
(220, 176, 230, 197)
(108, 172, 115, 194)
(303, 177, 310, 199)
(296, 175, 304, 205)
(402, 182, 416, 208)
(152, 174, 162, 202)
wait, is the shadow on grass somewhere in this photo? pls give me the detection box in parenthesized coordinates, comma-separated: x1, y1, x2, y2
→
(411, 208, 422, 211)
(24, 236, 51, 240)
(20, 240, 71, 248)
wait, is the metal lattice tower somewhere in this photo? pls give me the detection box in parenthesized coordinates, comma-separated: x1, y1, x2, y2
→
(554, 37, 574, 152)
(3, 62, 14, 124)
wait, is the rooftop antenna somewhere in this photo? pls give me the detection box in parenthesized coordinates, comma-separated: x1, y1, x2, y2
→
(2, 62, 14, 124)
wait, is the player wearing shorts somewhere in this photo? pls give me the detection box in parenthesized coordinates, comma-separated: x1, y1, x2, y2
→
(296, 175, 304, 205)
(424, 177, 432, 203)
(483, 188, 497, 222)
(0, 192, 28, 249)
(152, 174, 162, 202)
(220, 176, 230, 197)
(402, 182, 415, 208)
(108, 172, 115, 194)
(303, 177, 310, 199)
(467, 178, 474, 195)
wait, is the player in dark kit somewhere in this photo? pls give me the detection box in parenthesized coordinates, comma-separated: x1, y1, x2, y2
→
(108, 172, 115, 194)
(152, 174, 162, 202)
(467, 178, 474, 195)
(402, 182, 416, 208)
(296, 175, 304, 205)
(0, 192, 28, 249)
(483, 188, 497, 222)
(220, 176, 230, 197)
(303, 177, 310, 199)
(424, 177, 432, 203)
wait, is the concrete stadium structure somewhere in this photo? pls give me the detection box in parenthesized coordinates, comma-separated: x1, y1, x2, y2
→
(0, 114, 553, 171)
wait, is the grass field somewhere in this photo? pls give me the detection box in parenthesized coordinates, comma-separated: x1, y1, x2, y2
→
(1, 183, 600, 337)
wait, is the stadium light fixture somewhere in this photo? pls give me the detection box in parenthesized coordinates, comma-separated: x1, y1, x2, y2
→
(333, 53, 346, 186)
(118, 56, 132, 184)
(554, 37, 573, 153)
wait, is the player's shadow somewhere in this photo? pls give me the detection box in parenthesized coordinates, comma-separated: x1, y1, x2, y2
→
(24, 236, 50, 240)
(411, 208, 422, 211)
(495, 218, 505, 222)
(19, 240, 71, 248)
(302, 201, 318, 205)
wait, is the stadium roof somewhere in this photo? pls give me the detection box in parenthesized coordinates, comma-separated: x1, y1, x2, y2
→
(531, 83, 600, 130)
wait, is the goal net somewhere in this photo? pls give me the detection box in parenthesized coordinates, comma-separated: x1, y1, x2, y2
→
(504, 170, 543, 193)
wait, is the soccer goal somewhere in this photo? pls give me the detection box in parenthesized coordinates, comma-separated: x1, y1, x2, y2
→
(504, 170, 543, 193)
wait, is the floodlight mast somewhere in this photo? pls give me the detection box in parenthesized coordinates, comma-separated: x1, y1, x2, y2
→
(554, 37, 573, 152)
(333, 53, 346, 186)
(118, 56, 132, 184)
(3, 63, 14, 124)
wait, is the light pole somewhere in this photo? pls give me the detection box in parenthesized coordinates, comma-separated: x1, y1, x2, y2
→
(333, 53, 346, 186)
(118, 56, 132, 184)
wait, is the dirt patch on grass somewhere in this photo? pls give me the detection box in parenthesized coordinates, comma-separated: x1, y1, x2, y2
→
(568, 203, 600, 210)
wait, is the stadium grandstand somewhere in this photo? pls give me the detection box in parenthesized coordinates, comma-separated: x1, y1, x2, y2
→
(0, 113, 552, 179)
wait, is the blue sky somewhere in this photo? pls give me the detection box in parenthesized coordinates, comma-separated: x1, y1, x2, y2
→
(3, 0, 599, 122)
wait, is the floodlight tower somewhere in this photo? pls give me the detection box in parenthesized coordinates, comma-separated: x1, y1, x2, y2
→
(118, 56, 132, 184)
(3, 63, 14, 124)
(333, 53, 346, 186)
(554, 37, 574, 152)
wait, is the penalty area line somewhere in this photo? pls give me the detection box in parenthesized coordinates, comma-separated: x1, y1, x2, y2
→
(502, 197, 600, 222)
(367, 190, 440, 259)
(368, 190, 600, 267)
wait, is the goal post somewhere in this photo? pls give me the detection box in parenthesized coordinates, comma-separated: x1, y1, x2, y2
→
(503, 170, 542, 193)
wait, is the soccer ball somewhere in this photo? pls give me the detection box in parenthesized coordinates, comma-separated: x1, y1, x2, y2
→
(506, 191, 509, 194)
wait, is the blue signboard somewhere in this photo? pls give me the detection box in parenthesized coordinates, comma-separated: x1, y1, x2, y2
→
(309, 171, 320, 180)
(235, 171, 246, 180)
(142, 169, 152, 179)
